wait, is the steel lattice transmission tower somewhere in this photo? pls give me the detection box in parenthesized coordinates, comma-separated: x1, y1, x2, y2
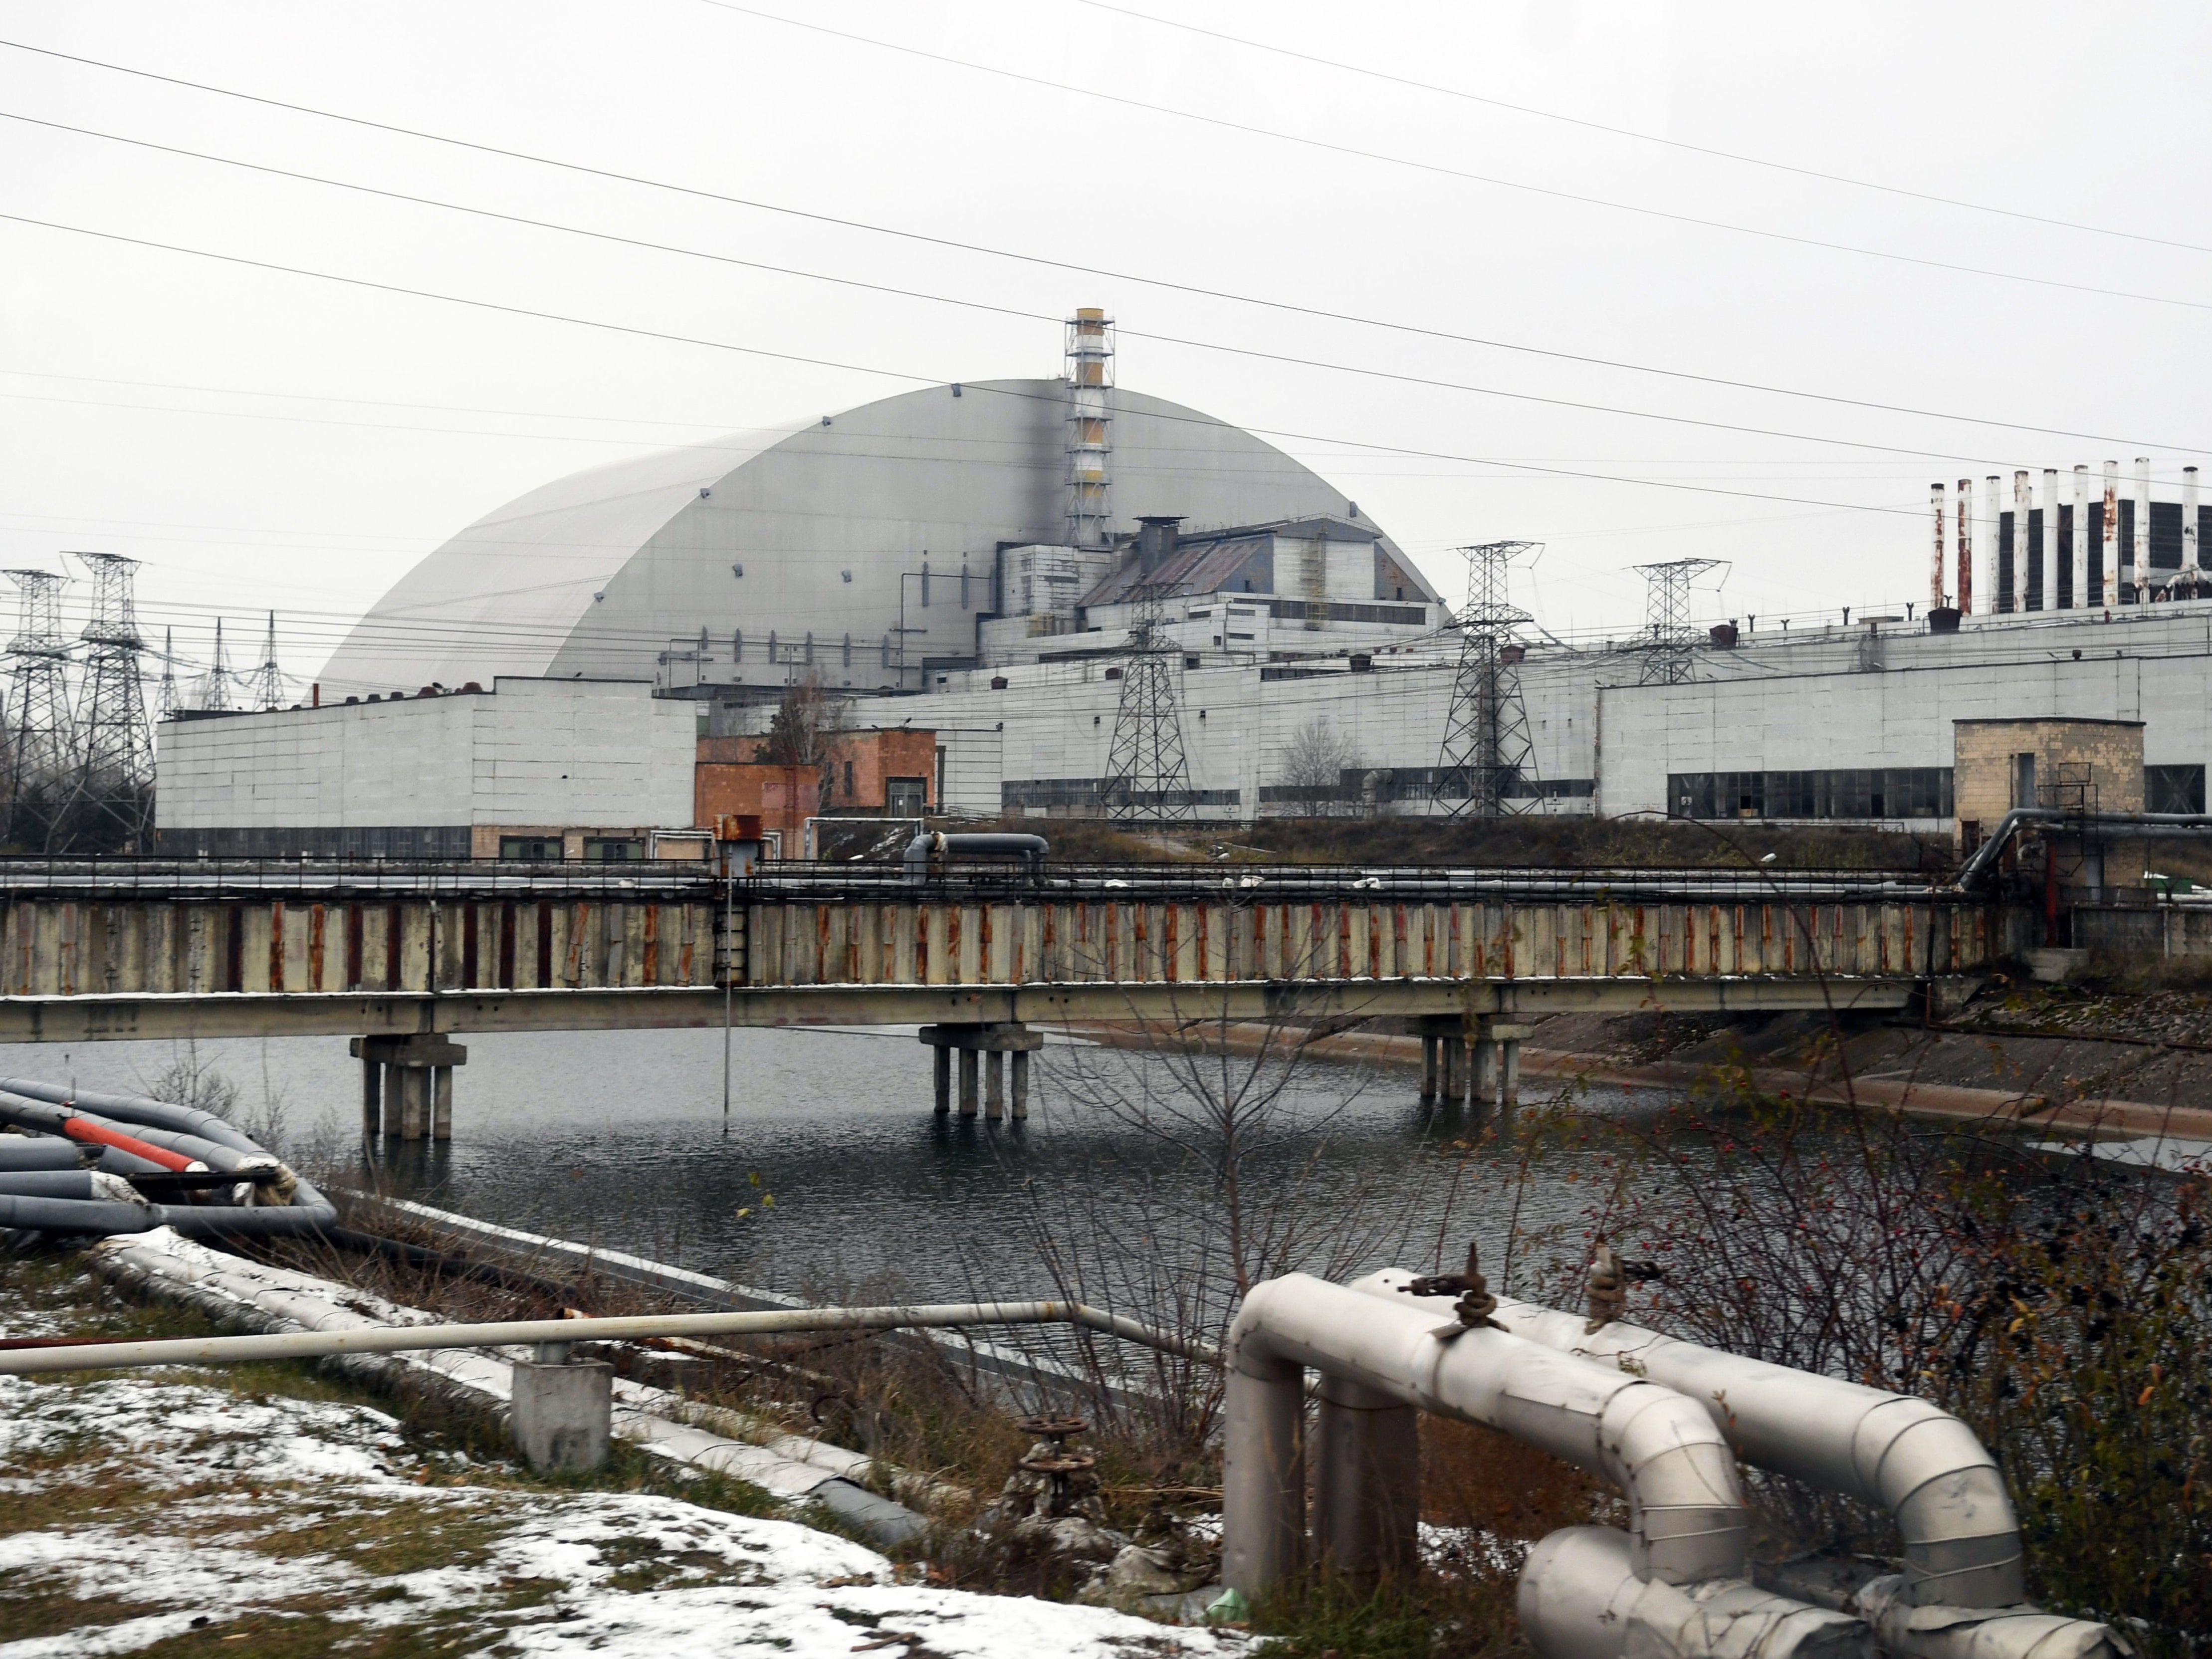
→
(155, 626, 181, 722)
(1064, 308, 1114, 548)
(73, 552, 154, 849)
(1100, 581, 1194, 821)
(1434, 541, 1541, 818)
(1633, 558, 1726, 685)
(249, 611, 283, 710)
(3, 569, 77, 839)
(199, 617, 233, 712)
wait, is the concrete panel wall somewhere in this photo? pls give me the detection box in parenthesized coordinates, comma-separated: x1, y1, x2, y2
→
(157, 677, 695, 833)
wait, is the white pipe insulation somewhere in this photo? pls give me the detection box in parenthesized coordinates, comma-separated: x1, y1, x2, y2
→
(1349, 1273, 2127, 1659)
(1221, 1274, 1865, 1659)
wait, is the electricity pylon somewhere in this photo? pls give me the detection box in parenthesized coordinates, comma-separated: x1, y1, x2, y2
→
(73, 552, 153, 850)
(1434, 541, 1540, 818)
(249, 611, 283, 710)
(1634, 558, 1726, 685)
(199, 618, 233, 711)
(3, 569, 75, 846)
(156, 626, 181, 721)
(1099, 580, 1193, 821)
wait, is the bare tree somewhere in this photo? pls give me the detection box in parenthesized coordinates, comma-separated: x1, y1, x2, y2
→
(757, 673, 840, 803)
(1274, 715, 1358, 818)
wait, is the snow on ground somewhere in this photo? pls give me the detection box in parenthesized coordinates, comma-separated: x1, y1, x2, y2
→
(0, 1372, 1244, 1657)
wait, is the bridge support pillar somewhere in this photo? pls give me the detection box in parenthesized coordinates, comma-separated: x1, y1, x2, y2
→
(932, 1045, 951, 1115)
(1465, 1020, 1534, 1112)
(918, 1024, 1044, 1123)
(1418, 1035, 1438, 1104)
(350, 1035, 468, 1142)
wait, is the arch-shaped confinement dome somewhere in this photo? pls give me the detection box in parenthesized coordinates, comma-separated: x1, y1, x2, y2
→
(318, 378, 1421, 694)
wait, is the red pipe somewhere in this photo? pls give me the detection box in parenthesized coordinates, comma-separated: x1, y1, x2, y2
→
(59, 1115, 199, 1173)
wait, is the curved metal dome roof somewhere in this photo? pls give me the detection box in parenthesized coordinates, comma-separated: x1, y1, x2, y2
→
(318, 378, 1419, 694)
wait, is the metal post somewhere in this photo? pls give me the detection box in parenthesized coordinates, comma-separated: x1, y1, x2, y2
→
(432, 1066, 452, 1142)
(957, 1048, 978, 1117)
(985, 1049, 1004, 1120)
(933, 1043, 951, 1115)
(722, 870, 733, 1123)
(1010, 1048, 1030, 1120)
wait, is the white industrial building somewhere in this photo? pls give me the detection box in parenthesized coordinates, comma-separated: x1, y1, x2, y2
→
(155, 678, 696, 859)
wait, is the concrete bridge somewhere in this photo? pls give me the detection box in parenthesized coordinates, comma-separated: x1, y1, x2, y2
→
(0, 859, 2020, 1132)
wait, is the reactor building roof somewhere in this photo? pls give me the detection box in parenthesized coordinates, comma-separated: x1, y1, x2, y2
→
(317, 378, 1430, 696)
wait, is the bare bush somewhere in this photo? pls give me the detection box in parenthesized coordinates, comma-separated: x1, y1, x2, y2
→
(1274, 716, 1358, 818)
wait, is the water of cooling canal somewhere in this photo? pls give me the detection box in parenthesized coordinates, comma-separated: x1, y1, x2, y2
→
(0, 1027, 1654, 1300)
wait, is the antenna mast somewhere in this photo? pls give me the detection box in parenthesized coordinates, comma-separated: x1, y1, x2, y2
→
(1434, 541, 1540, 818)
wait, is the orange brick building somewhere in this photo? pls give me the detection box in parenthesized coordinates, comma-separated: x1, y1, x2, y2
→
(694, 729, 935, 853)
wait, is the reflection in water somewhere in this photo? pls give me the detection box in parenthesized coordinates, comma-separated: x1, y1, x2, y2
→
(0, 1026, 1650, 1303)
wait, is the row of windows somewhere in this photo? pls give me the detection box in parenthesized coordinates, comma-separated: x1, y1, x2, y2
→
(152, 826, 474, 859)
(1001, 778, 1243, 810)
(1668, 769, 1955, 822)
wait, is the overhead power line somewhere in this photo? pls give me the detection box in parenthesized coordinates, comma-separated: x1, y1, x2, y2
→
(1071, 0, 2212, 260)
(0, 36, 2202, 452)
(0, 208, 1929, 520)
(1, 105, 2165, 472)
(688, 1, 2212, 315)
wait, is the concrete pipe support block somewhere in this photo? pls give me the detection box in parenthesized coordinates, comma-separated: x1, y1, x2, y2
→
(510, 1358, 614, 1471)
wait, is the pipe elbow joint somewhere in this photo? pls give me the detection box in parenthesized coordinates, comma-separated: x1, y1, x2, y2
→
(1856, 1398, 2023, 1608)
(1601, 1382, 1750, 1585)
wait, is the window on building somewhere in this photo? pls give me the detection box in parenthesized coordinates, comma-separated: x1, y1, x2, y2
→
(2011, 753, 2038, 809)
(842, 760, 855, 801)
(2149, 763, 2207, 815)
(498, 836, 562, 861)
(1666, 768, 1954, 822)
(582, 837, 644, 862)
(886, 776, 926, 816)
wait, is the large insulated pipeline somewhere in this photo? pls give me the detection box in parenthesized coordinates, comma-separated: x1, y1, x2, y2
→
(1220, 1273, 1863, 1659)
(1352, 1273, 2127, 1659)
(1956, 808, 2212, 892)
(0, 1082, 335, 1239)
(901, 831, 1050, 882)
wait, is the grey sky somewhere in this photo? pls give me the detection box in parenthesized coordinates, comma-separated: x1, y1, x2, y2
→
(0, 1, 2206, 689)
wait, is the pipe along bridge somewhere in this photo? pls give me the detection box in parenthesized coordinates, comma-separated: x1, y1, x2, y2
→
(0, 860, 2020, 1137)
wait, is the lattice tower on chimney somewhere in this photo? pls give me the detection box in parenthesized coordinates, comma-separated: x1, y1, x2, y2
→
(1100, 578, 1193, 821)
(72, 552, 153, 848)
(1434, 541, 1541, 818)
(1064, 308, 1114, 549)
(3, 569, 76, 831)
(1633, 558, 1726, 685)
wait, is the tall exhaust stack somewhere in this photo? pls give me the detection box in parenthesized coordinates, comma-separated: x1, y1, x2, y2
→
(2071, 464, 2088, 609)
(1064, 308, 1114, 549)
(2102, 460, 2120, 606)
(1982, 475, 2000, 616)
(2187, 465, 2202, 573)
(2040, 468, 2057, 611)
(2011, 470, 2030, 612)
(1956, 477, 1973, 614)
(1930, 482, 1947, 608)
(2133, 456, 2151, 600)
